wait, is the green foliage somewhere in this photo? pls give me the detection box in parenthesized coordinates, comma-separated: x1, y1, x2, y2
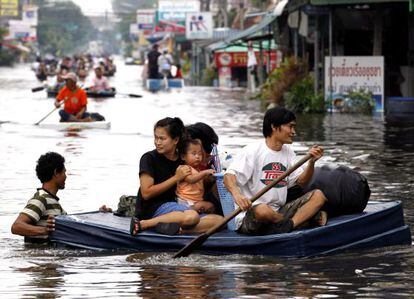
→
(201, 66, 217, 86)
(0, 49, 18, 66)
(284, 76, 326, 113)
(260, 56, 308, 106)
(344, 89, 375, 114)
(36, 1, 96, 55)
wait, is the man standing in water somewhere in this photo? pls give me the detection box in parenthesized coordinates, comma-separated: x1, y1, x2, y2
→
(11, 152, 67, 243)
(147, 44, 161, 79)
(224, 107, 328, 235)
(11, 152, 111, 243)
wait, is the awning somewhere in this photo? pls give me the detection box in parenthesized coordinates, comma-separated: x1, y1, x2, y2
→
(209, 0, 288, 51)
(311, 0, 407, 5)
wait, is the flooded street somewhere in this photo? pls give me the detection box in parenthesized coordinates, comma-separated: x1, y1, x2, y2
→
(1, 61, 413, 298)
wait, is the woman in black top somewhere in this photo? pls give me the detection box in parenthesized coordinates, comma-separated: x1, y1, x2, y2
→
(132, 117, 223, 235)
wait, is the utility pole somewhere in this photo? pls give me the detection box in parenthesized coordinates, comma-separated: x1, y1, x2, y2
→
(239, 0, 244, 30)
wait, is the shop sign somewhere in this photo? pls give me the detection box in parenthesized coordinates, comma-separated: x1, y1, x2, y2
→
(0, 0, 18, 17)
(215, 51, 279, 70)
(324, 56, 384, 112)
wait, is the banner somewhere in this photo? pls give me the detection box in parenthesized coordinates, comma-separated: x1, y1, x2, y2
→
(324, 56, 384, 112)
(137, 9, 155, 31)
(0, 0, 19, 17)
(22, 4, 38, 26)
(5, 19, 36, 41)
(185, 12, 213, 40)
(157, 0, 199, 34)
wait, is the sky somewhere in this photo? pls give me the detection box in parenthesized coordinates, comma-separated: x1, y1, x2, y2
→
(71, 0, 113, 16)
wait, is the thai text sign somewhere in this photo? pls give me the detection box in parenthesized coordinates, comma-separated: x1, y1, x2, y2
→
(324, 56, 384, 112)
(0, 0, 18, 16)
(186, 12, 213, 39)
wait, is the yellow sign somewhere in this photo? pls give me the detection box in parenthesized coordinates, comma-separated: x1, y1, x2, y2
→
(0, 0, 19, 17)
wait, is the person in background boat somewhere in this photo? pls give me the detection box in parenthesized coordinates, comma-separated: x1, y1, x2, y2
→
(54, 72, 92, 122)
(59, 56, 72, 72)
(147, 44, 161, 79)
(130, 117, 223, 236)
(88, 67, 112, 92)
(11, 152, 112, 243)
(49, 69, 68, 93)
(224, 107, 328, 235)
(158, 50, 173, 79)
(35, 62, 48, 82)
(176, 138, 216, 214)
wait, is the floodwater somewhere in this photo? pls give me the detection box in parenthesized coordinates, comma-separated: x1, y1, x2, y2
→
(1, 61, 413, 298)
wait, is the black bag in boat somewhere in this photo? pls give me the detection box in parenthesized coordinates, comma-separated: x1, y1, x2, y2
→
(90, 112, 105, 121)
(302, 164, 371, 217)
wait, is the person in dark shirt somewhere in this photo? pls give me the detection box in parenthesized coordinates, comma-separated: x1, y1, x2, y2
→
(131, 117, 223, 235)
(147, 44, 161, 79)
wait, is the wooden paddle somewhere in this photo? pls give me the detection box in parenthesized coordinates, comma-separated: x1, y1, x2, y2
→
(116, 92, 142, 98)
(31, 86, 46, 92)
(34, 98, 68, 126)
(173, 153, 312, 258)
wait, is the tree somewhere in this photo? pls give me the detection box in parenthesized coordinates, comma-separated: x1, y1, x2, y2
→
(35, 0, 96, 55)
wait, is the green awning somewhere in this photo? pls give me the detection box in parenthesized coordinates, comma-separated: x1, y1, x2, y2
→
(311, 0, 407, 5)
(215, 40, 277, 52)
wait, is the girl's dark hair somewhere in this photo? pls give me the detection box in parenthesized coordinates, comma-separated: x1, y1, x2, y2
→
(36, 152, 65, 183)
(179, 138, 202, 157)
(154, 117, 186, 150)
(186, 122, 218, 154)
(262, 107, 296, 138)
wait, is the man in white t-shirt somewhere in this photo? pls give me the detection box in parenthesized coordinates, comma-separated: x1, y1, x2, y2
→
(224, 107, 327, 235)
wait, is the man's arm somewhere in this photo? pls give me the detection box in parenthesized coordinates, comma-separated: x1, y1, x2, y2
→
(11, 214, 55, 236)
(296, 145, 324, 187)
(223, 173, 251, 211)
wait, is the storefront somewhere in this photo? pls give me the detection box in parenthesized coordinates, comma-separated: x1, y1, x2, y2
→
(214, 45, 281, 88)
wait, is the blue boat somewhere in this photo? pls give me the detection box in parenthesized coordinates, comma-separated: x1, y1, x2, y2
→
(146, 79, 184, 92)
(51, 201, 411, 257)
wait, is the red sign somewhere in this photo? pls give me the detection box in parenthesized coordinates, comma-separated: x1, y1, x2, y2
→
(215, 51, 279, 71)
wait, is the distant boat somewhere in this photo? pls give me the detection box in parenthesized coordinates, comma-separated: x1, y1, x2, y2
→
(38, 120, 111, 130)
(146, 79, 184, 92)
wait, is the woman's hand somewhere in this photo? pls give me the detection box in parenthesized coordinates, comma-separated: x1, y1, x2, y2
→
(175, 165, 191, 181)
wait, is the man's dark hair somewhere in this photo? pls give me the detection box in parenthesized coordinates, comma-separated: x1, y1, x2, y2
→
(186, 122, 218, 154)
(36, 152, 65, 183)
(262, 107, 296, 138)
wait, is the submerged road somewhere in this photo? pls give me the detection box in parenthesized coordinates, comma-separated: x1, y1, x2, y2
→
(0, 60, 413, 298)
